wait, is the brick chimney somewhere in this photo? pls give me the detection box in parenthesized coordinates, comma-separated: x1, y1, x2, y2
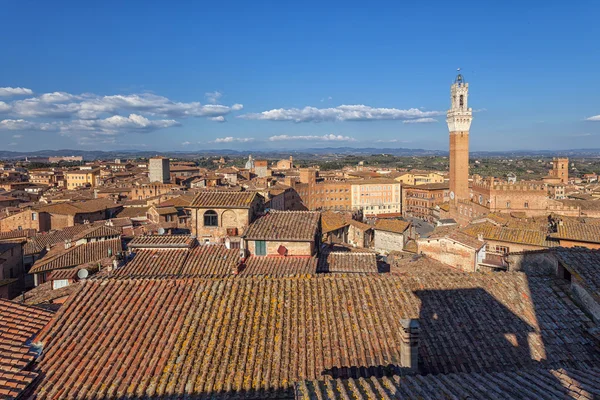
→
(400, 319, 420, 372)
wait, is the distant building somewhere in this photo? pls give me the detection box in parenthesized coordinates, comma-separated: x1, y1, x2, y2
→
(48, 156, 83, 163)
(395, 172, 445, 186)
(149, 157, 170, 184)
(64, 168, 100, 189)
(275, 156, 294, 170)
(254, 160, 269, 178)
(544, 157, 569, 184)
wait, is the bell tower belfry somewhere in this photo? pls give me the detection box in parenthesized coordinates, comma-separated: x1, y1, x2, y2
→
(447, 70, 473, 203)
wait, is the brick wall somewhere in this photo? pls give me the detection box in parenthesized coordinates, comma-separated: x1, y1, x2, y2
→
(0, 210, 42, 232)
(418, 237, 477, 272)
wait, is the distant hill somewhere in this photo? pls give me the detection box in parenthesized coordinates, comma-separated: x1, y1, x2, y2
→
(1, 147, 600, 161)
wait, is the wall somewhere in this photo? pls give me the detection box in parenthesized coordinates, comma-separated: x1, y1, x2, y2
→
(374, 230, 404, 253)
(417, 237, 476, 272)
(247, 240, 313, 256)
(571, 279, 600, 323)
(191, 207, 253, 243)
(0, 243, 24, 299)
(505, 250, 558, 276)
(0, 209, 41, 232)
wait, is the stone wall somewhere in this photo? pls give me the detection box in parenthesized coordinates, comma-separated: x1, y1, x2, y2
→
(191, 207, 252, 243)
(571, 279, 600, 323)
(505, 250, 557, 276)
(374, 230, 404, 253)
(0, 209, 42, 232)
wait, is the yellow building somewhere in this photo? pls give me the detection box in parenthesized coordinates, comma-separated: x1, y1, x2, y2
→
(65, 168, 100, 189)
(395, 172, 445, 186)
(350, 179, 402, 217)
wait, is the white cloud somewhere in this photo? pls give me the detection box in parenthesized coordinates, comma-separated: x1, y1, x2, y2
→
(12, 134, 23, 138)
(240, 105, 443, 123)
(586, 115, 600, 121)
(0, 87, 33, 97)
(205, 91, 223, 104)
(269, 134, 356, 142)
(0, 119, 55, 131)
(402, 117, 438, 124)
(213, 136, 255, 143)
(59, 114, 180, 136)
(0, 87, 244, 138)
(8, 142, 17, 146)
(181, 141, 191, 145)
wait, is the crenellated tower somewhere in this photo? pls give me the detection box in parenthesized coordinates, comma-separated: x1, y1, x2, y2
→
(447, 71, 473, 202)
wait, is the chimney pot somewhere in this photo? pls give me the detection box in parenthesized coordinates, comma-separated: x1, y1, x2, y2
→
(400, 318, 420, 373)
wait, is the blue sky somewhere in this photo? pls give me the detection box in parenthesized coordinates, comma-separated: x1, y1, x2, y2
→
(1, 0, 599, 152)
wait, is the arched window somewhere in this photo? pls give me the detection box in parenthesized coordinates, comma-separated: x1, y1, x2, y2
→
(459, 94, 464, 107)
(204, 210, 218, 227)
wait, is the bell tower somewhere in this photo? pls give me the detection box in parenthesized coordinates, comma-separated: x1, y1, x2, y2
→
(447, 70, 473, 203)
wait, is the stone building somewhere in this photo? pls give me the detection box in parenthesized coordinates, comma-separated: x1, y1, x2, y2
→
(243, 210, 321, 256)
(188, 191, 263, 245)
(148, 157, 170, 184)
(395, 171, 445, 186)
(417, 228, 486, 272)
(275, 156, 294, 170)
(373, 219, 412, 253)
(350, 179, 402, 217)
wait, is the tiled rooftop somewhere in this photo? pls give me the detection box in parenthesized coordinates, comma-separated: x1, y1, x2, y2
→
(461, 221, 557, 247)
(189, 191, 258, 208)
(0, 299, 53, 399)
(114, 248, 190, 278)
(296, 366, 600, 399)
(551, 223, 600, 244)
(555, 248, 600, 296)
(29, 238, 122, 274)
(245, 211, 320, 241)
(374, 219, 410, 234)
(127, 234, 197, 249)
(29, 273, 599, 398)
(317, 252, 378, 273)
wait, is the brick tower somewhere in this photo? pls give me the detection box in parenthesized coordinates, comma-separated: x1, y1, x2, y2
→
(447, 71, 473, 203)
(551, 157, 569, 184)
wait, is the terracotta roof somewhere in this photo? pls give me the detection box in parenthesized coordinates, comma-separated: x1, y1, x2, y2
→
(114, 249, 190, 278)
(37, 198, 120, 215)
(116, 205, 150, 218)
(29, 239, 122, 274)
(180, 245, 240, 276)
(22, 282, 81, 310)
(127, 235, 196, 249)
(158, 194, 195, 208)
(245, 211, 320, 241)
(445, 230, 486, 250)
(189, 191, 258, 208)
(0, 229, 36, 241)
(388, 254, 455, 274)
(48, 264, 100, 281)
(114, 246, 317, 278)
(296, 366, 600, 399)
(0, 299, 53, 399)
(317, 252, 378, 273)
(241, 256, 317, 276)
(29, 273, 600, 398)
(555, 248, 600, 296)
(321, 211, 352, 233)
(71, 224, 121, 241)
(154, 206, 179, 215)
(461, 221, 557, 247)
(551, 223, 600, 244)
(374, 219, 410, 234)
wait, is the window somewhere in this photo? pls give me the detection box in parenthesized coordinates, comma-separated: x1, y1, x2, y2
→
(204, 210, 218, 227)
(255, 240, 267, 256)
(32, 212, 37, 221)
(459, 94, 464, 107)
(524, 201, 529, 208)
(506, 201, 511, 209)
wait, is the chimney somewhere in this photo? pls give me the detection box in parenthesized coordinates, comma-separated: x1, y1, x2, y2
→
(477, 233, 484, 242)
(400, 319, 420, 373)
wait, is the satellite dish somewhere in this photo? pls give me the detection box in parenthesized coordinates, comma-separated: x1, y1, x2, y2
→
(77, 269, 89, 280)
(158, 227, 166, 235)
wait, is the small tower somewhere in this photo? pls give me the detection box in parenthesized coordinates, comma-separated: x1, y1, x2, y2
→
(551, 157, 569, 184)
(447, 71, 473, 202)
